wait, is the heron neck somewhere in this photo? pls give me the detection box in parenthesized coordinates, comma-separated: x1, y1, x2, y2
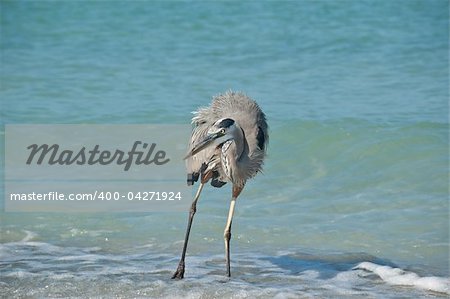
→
(233, 125, 247, 160)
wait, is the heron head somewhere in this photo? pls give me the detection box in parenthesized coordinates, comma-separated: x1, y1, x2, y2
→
(184, 118, 237, 159)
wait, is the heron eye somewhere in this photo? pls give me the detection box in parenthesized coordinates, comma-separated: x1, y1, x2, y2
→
(220, 129, 226, 134)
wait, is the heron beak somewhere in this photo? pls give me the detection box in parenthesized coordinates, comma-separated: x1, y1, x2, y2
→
(184, 132, 221, 159)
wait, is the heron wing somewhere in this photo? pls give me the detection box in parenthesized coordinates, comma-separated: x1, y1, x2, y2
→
(185, 106, 217, 185)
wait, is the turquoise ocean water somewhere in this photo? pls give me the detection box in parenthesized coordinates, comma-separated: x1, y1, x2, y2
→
(1, 1, 449, 298)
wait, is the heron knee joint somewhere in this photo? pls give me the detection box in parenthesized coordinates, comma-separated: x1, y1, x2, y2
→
(224, 230, 231, 241)
(189, 203, 197, 215)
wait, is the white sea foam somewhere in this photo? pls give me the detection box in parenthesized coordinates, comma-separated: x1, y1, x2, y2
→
(355, 261, 450, 294)
(1, 232, 448, 298)
(21, 230, 37, 242)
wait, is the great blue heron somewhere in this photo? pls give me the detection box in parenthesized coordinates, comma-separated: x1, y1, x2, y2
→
(172, 91, 268, 279)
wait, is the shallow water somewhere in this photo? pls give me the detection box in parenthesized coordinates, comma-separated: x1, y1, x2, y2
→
(1, 0, 449, 298)
(1, 230, 449, 298)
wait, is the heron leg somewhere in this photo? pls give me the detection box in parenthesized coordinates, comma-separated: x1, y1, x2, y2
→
(224, 185, 243, 277)
(172, 182, 205, 279)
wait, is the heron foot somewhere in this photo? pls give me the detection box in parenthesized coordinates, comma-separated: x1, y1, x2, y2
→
(171, 261, 185, 279)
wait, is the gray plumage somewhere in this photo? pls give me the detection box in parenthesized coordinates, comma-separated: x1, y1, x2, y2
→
(187, 91, 268, 188)
(172, 91, 268, 279)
